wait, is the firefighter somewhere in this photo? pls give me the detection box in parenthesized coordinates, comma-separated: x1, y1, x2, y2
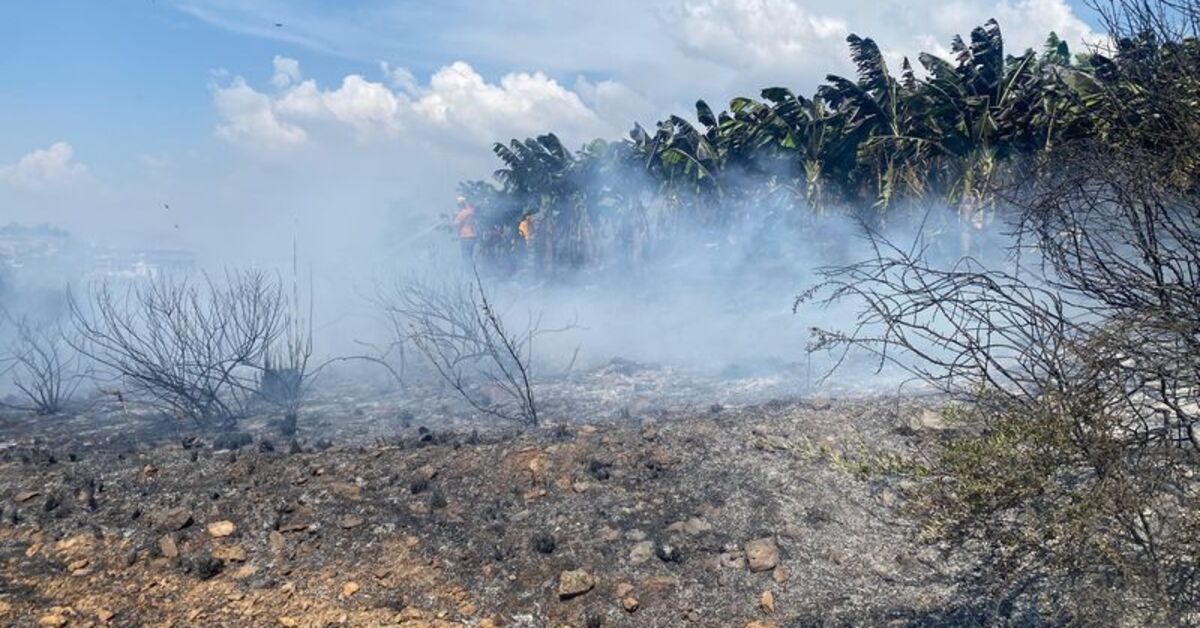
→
(518, 212, 535, 273)
(452, 196, 477, 262)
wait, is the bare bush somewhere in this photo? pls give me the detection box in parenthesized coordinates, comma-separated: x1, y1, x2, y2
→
(376, 271, 548, 426)
(801, 2, 1200, 618)
(258, 256, 313, 413)
(4, 315, 87, 415)
(69, 271, 285, 429)
(803, 217, 1199, 621)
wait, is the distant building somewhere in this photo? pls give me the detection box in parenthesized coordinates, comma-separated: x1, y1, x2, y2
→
(85, 248, 197, 281)
(0, 222, 196, 284)
(0, 223, 71, 271)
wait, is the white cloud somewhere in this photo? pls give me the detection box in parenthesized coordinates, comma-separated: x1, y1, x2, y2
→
(668, 0, 850, 71)
(271, 55, 302, 89)
(279, 74, 407, 138)
(0, 142, 88, 189)
(179, 0, 1100, 124)
(214, 59, 635, 152)
(412, 62, 604, 141)
(661, 0, 1099, 92)
(574, 77, 657, 131)
(212, 76, 308, 151)
(379, 62, 420, 96)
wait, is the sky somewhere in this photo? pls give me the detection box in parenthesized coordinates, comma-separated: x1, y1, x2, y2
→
(0, 0, 1102, 268)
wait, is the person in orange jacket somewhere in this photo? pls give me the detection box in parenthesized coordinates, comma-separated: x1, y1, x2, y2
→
(452, 196, 477, 262)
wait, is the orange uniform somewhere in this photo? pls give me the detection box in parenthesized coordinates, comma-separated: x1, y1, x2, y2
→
(454, 206, 477, 239)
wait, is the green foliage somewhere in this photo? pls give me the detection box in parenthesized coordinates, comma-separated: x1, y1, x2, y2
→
(458, 17, 1200, 273)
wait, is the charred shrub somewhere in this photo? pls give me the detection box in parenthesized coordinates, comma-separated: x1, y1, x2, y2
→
(375, 272, 571, 428)
(69, 271, 286, 429)
(277, 410, 298, 438)
(257, 364, 303, 406)
(212, 431, 252, 451)
(655, 541, 681, 563)
(530, 533, 556, 555)
(179, 555, 224, 580)
(587, 459, 612, 481)
(4, 315, 87, 416)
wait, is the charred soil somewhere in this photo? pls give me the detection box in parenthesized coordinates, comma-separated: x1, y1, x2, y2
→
(0, 379, 972, 627)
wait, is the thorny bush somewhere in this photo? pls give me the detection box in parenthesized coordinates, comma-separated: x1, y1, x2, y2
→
(803, 1, 1200, 622)
(69, 271, 286, 429)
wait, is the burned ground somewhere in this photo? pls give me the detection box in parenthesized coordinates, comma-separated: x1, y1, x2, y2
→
(0, 366, 972, 627)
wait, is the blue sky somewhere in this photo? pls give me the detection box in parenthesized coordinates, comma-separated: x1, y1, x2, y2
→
(0, 0, 1103, 263)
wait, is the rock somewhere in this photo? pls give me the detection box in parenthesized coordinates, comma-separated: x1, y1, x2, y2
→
(719, 551, 745, 569)
(615, 582, 634, 598)
(341, 581, 360, 598)
(902, 408, 951, 432)
(151, 507, 193, 531)
(628, 541, 655, 565)
(745, 538, 779, 572)
(338, 514, 364, 529)
(13, 490, 41, 503)
(212, 545, 247, 562)
(207, 520, 237, 537)
(38, 612, 69, 627)
(557, 569, 595, 599)
(598, 526, 620, 542)
(232, 565, 257, 579)
(622, 596, 640, 612)
(745, 622, 777, 628)
(418, 464, 438, 481)
(96, 608, 115, 623)
(330, 482, 363, 501)
(268, 530, 286, 551)
(278, 506, 316, 532)
(771, 565, 789, 584)
(666, 517, 712, 535)
(158, 535, 179, 558)
(760, 590, 775, 613)
(526, 454, 550, 479)
(67, 558, 90, 575)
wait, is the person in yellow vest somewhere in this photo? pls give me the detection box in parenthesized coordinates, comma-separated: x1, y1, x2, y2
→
(517, 212, 535, 273)
(518, 214, 533, 243)
(452, 197, 477, 262)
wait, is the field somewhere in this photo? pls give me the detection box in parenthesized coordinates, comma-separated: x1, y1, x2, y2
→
(0, 364, 971, 627)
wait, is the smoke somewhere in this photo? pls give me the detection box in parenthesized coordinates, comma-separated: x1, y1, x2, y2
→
(1, 141, 1017, 407)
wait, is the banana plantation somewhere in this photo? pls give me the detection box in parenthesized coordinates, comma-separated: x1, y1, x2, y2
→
(461, 20, 1200, 274)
